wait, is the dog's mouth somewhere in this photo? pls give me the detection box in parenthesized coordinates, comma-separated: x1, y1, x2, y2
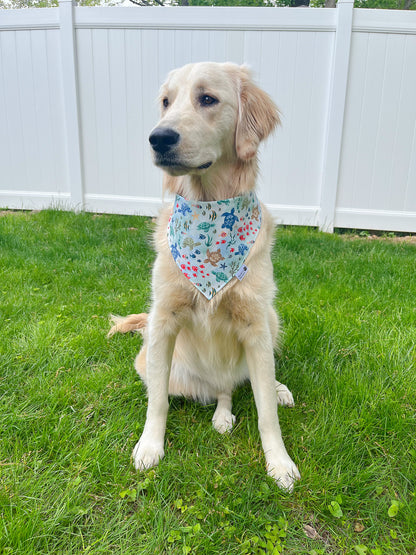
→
(155, 156, 213, 173)
(197, 161, 212, 170)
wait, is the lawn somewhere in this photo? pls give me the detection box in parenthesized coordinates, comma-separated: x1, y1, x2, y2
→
(0, 209, 415, 554)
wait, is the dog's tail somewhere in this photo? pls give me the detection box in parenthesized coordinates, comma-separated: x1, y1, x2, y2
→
(107, 313, 148, 338)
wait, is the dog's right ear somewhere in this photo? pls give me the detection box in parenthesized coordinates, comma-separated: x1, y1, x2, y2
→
(235, 67, 280, 161)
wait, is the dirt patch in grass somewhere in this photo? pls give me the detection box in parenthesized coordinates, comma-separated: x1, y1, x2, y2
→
(337, 230, 416, 244)
(0, 210, 40, 217)
(353, 234, 416, 244)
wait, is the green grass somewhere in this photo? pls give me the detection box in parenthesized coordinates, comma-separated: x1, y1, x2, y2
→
(0, 209, 415, 554)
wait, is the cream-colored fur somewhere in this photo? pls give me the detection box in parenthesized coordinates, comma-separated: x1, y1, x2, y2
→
(109, 62, 300, 491)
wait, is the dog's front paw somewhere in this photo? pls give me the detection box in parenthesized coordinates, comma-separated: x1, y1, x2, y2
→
(212, 408, 236, 434)
(266, 455, 300, 492)
(132, 437, 164, 470)
(275, 381, 295, 407)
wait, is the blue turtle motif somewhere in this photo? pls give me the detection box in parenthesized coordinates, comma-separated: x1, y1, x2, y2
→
(171, 243, 181, 260)
(237, 243, 249, 256)
(177, 202, 192, 216)
(221, 207, 239, 231)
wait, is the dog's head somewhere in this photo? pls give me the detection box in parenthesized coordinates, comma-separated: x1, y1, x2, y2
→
(149, 62, 280, 177)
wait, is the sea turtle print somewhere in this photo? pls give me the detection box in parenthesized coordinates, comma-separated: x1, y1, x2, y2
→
(197, 222, 216, 232)
(221, 208, 239, 231)
(167, 191, 262, 300)
(212, 271, 229, 283)
(204, 248, 225, 267)
(182, 237, 201, 250)
(177, 202, 192, 216)
(237, 243, 249, 256)
(241, 196, 251, 211)
(171, 243, 181, 260)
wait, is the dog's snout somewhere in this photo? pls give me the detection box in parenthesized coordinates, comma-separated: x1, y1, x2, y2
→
(149, 128, 180, 154)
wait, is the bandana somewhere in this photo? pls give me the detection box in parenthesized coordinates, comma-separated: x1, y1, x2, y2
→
(167, 191, 262, 300)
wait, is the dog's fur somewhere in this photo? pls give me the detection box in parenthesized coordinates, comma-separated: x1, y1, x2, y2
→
(109, 62, 300, 491)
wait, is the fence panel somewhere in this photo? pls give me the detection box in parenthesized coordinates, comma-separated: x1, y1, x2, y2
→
(0, 3, 415, 232)
(335, 9, 416, 232)
(0, 16, 68, 207)
(74, 7, 336, 222)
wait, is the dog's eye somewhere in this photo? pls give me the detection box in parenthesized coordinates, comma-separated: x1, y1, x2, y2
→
(162, 98, 169, 109)
(199, 95, 218, 107)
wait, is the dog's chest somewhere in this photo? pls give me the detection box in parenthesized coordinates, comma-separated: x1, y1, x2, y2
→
(179, 298, 245, 368)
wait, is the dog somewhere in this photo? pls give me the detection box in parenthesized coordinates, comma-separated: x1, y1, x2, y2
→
(109, 62, 300, 491)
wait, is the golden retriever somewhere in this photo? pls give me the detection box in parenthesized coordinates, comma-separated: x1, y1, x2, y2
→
(109, 62, 300, 491)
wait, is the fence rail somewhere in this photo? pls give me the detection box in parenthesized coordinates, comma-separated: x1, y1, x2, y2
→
(1, 0, 415, 232)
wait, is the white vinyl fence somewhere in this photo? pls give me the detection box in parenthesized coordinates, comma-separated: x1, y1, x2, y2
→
(1, 0, 415, 232)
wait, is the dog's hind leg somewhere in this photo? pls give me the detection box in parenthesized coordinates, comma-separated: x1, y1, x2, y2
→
(212, 392, 236, 434)
(267, 308, 295, 407)
(275, 381, 295, 407)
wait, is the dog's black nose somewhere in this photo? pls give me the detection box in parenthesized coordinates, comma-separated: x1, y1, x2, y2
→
(149, 128, 180, 154)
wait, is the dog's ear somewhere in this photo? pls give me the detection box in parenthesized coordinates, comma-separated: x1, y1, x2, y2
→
(235, 68, 280, 161)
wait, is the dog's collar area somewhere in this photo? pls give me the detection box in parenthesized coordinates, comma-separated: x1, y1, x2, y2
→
(167, 191, 262, 300)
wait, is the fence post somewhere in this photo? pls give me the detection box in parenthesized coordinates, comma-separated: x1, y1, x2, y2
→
(59, 0, 84, 210)
(318, 0, 354, 232)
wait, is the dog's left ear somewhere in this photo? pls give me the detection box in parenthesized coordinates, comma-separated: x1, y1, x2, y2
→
(235, 68, 280, 161)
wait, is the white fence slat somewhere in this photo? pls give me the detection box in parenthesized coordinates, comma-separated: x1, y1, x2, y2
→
(16, 30, 38, 191)
(125, 29, 145, 199)
(388, 35, 416, 212)
(318, 0, 354, 232)
(76, 29, 99, 196)
(59, 0, 83, 207)
(207, 30, 227, 63)
(157, 29, 175, 84)
(371, 34, 405, 212)
(0, 31, 25, 192)
(140, 29, 163, 199)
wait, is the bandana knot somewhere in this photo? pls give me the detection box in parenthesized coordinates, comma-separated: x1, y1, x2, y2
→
(167, 191, 262, 300)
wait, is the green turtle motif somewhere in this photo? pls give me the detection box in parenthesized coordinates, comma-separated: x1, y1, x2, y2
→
(182, 237, 201, 250)
(240, 196, 251, 210)
(197, 222, 215, 232)
(212, 271, 229, 283)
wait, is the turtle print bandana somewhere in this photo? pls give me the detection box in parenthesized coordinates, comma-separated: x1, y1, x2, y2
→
(167, 191, 262, 300)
